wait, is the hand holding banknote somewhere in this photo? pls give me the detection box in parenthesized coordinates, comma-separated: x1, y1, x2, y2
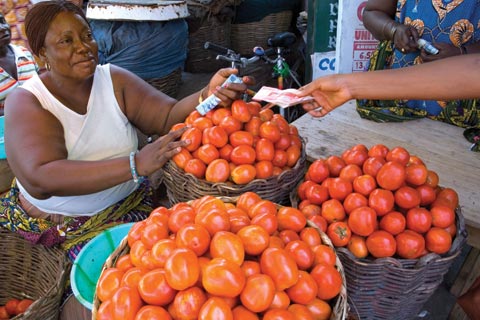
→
(252, 87, 314, 108)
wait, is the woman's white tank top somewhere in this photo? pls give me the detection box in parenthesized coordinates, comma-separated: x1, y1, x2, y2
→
(17, 64, 139, 216)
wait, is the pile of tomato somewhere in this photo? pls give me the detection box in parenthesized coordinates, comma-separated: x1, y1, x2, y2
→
(296, 144, 459, 260)
(95, 194, 343, 320)
(170, 99, 303, 185)
(0, 298, 34, 319)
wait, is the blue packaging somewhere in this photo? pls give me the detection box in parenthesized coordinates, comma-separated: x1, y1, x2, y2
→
(196, 74, 244, 115)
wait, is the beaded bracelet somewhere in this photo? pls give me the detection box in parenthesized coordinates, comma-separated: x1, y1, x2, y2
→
(198, 87, 207, 103)
(129, 151, 145, 184)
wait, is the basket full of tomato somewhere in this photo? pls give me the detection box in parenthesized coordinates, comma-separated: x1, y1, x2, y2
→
(292, 144, 467, 320)
(160, 99, 306, 206)
(92, 194, 349, 319)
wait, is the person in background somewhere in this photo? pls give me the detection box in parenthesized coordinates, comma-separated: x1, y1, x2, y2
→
(296, 53, 480, 320)
(358, 0, 480, 127)
(0, 12, 37, 115)
(0, 1, 253, 317)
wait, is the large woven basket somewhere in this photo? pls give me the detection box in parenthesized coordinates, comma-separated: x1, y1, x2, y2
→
(339, 209, 467, 320)
(92, 199, 348, 320)
(161, 140, 306, 206)
(231, 10, 293, 56)
(0, 227, 68, 320)
(145, 67, 183, 98)
(185, 15, 232, 73)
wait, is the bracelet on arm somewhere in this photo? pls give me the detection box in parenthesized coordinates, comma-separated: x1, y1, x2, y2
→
(382, 21, 397, 41)
(198, 87, 207, 103)
(129, 151, 145, 184)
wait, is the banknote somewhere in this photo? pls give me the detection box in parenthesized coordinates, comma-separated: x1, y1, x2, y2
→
(252, 86, 314, 108)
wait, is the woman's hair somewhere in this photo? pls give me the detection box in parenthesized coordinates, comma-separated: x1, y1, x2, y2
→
(25, 0, 89, 56)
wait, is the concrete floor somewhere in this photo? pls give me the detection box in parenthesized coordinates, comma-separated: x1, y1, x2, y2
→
(174, 71, 469, 320)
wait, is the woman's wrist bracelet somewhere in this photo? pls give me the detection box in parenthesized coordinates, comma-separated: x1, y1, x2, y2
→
(382, 21, 398, 41)
(198, 87, 207, 103)
(129, 151, 145, 184)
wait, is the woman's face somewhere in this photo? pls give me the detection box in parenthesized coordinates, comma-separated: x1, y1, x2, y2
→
(41, 11, 98, 79)
(0, 14, 11, 48)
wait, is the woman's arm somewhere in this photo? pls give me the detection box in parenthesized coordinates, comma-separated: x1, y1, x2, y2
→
(362, 0, 398, 41)
(298, 54, 480, 117)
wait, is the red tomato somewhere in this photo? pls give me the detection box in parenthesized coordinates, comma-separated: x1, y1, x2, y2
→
(219, 116, 243, 135)
(376, 161, 406, 191)
(255, 138, 275, 161)
(255, 160, 274, 179)
(231, 164, 257, 185)
(339, 164, 363, 183)
(229, 130, 254, 147)
(425, 227, 452, 254)
(368, 188, 395, 216)
(430, 205, 456, 228)
(406, 207, 433, 234)
(0, 306, 9, 320)
(251, 212, 279, 236)
(263, 308, 296, 320)
(138, 269, 177, 306)
(202, 126, 229, 148)
(236, 191, 262, 212)
(181, 127, 202, 152)
(285, 270, 318, 305)
(241, 274, 276, 313)
(237, 225, 270, 256)
(352, 174, 377, 196)
(210, 231, 245, 266)
(300, 227, 322, 247)
(164, 248, 200, 290)
(5, 298, 20, 316)
(386, 146, 410, 166)
(192, 116, 213, 131)
(172, 286, 207, 320)
(134, 305, 172, 320)
(202, 258, 246, 298)
(212, 108, 232, 126)
(196, 144, 220, 165)
(312, 244, 337, 267)
(321, 198, 346, 224)
(127, 220, 147, 248)
(284, 240, 315, 270)
(416, 184, 437, 206)
(310, 263, 343, 300)
(140, 221, 169, 249)
(231, 99, 252, 123)
(347, 235, 369, 259)
(175, 223, 211, 256)
(366, 230, 397, 258)
(260, 247, 299, 291)
(276, 206, 307, 233)
(15, 299, 34, 315)
(307, 159, 330, 184)
(394, 186, 421, 209)
(97, 268, 125, 302)
(362, 156, 386, 177)
(306, 298, 332, 320)
(259, 121, 281, 142)
(245, 116, 262, 137)
(168, 205, 196, 234)
(198, 297, 234, 320)
(305, 183, 329, 205)
(205, 159, 230, 182)
(326, 221, 352, 247)
(368, 144, 389, 158)
(272, 149, 288, 168)
(379, 211, 406, 235)
(232, 305, 260, 320)
(343, 192, 368, 215)
(327, 177, 353, 201)
(395, 230, 426, 259)
(121, 267, 147, 289)
(405, 163, 428, 186)
(230, 145, 256, 165)
(269, 290, 291, 310)
(97, 300, 114, 320)
(110, 286, 143, 320)
(325, 155, 346, 177)
(348, 206, 378, 237)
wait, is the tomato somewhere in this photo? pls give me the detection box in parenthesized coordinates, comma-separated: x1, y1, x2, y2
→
(278, 229, 300, 245)
(272, 149, 288, 168)
(343, 192, 368, 215)
(175, 223, 211, 256)
(245, 116, 262, 137)
(196, 144, 220, 165)
(237, 225, 270, 256)
(386, 146, 410, 166)
(300, 203, 322, 218)
(312, 244, 336, 266)
(97, 299, 114, 320)
(247, 101, 261, 116)
(310, 263, 342, 300)
(339, 164, 363, 183)
(436, 187, 460, 209)
(425, 227, 452, 254)
(276, 206, 307, 233)
(430, 205, 456, 228)
(342, 148, 368, 166)
(255, 160, 274, 179)
(168, 205, 196, 233)
(352, 174, 377, 196)
(376, 161, 406, 191)
(128, 220, 147, 248)
(379, 211, 406, 235)
(232, 305, 259, 320)
(347, 234, 369, 258)
(305, 183, 329, 205)
(218, 115, 242, 135)
(172, 286, 207, 320)
(195, 207, 230, 236)
(287, 304, 315, 320)
(306, 298, 332, 320)
(181, 127, 202, 152)
(205, 159, 230, 182)
(394, 186, 421, 209)
(285, 270, 318, 304)
(395, 230, 425, 259)
(368, 144, 389, 158)
(241, 260, 261, 278)
(275, 133, 292, 151)
(325, 155, 346, 177)
(260, 247, 299, 291)
(366, 230, 396, 258)
(251, 212, 278, 235)
(0, 306, 9, 320)
(230, 145, 256, 165)
(228, 207, 251, 234)
(129, 240, 147, 267)
(134, 305, 172, 320)
(368, 188, 395, 216)
(231, 99, 252, 123)
(202, 126, 229, 148)
(444, 223, 457, 237)
(300, 227, 322, 247)
(137, 269, 176, 306)
(406, 207, 432, 234)
(416, 184, 437, 206)
(231, 164, 257, 184)
(321, 198, 345, 223)
(285, 240, 314, 270)
(269, 290, 291, 310)
(164, 248, 200, 290)
(212, 108, 232, 126)
(5, 298, 20, 316)
(259, 108, 274, 121)
(348, 206, 377, 237)
(236, 191, 262, 212)
(219, 144, 233, 162)
(362, 156, 386, 177)
(327, 177, 353, 201)
(405, 163, 428, 186)
(326, 221, 352, 247)
(308, 215, 328, 233)
(185, 110, 202, 125)
(307, 159, 330, 184)
(210, 231, 245, 266)
(110, 286, 143, 320)
(192, 116, 213, 131)
(97, 268, 125, 302)
(198, 297, 234, 320)
(240, 274, 276, 313)
(286, 145, 301, 168)
(259, 121, 281, 142)
(263, 308, 295, 320)
(229, 130, 254, 147)
(202, 258, 246, 298)
(121, 267, 147, 289)
(425, 170, 440, 188)
(255, 138, 275, 161)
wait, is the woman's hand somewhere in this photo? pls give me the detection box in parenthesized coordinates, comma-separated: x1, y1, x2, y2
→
(296, 74, 352, 118)
(393, 24, 419, 54)
(135, 126, 190, 176)
(420, 42, 460, 62)
(203, 68, 256, 107)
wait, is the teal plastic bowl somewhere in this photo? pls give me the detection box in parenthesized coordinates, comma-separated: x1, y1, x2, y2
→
(70, 222, 134, 310)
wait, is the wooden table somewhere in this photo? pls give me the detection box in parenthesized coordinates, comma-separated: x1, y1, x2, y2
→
(292, 100, 480, 249)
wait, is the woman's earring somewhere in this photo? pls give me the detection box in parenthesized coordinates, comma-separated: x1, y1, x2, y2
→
(45, 62, 51, 71)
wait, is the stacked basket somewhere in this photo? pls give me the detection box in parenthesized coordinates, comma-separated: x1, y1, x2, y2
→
(0, 227, 69, 320)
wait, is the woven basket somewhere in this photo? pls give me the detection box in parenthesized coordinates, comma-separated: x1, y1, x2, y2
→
(161, 140, 306, 206)
(145, 67, 183, 98)
(339, 209, 467, 320)
(185, 15, 232, 73)
(231, 10, 293, 56)
(0, 227, 68, 320)
(92, 199, 348, 320)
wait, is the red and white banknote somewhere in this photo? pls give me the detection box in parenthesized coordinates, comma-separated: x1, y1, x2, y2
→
(252, 86, 314, 108)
